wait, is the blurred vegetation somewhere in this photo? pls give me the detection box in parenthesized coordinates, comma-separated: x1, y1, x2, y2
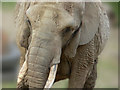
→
(2, 2, 16, 10)
(107, 2, 119, 27)
(107, 2, 118, 17)
(2, 82, 16, 88)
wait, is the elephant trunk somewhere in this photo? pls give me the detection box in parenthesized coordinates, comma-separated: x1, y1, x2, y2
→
(22, 30, 61, 88)
(27, 47, 50, 88)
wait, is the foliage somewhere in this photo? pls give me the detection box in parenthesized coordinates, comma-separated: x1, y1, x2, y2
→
(107, 2, 119, 17)
(2, 2, 16, 10)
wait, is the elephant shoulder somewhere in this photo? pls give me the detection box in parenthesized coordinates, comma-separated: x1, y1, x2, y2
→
(15, 2, 31, 67)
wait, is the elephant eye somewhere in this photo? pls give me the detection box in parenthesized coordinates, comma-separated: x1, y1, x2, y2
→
(63, 27, 73, 33)
(62, 27, 74, 37)
(27, 19, 31, 26)
(64, 27, 71, 32)
(26, 16, 32, 29)
(27, 19, 31, 25)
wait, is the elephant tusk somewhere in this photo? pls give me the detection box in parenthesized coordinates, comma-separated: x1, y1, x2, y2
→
(44, 64, 58, 89)
(17, 51, 28, 84)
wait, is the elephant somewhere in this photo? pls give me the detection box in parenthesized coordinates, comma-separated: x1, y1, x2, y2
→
(15, 1, 110, 89)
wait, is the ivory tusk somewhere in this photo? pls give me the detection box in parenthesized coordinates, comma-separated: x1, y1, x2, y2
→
(17, 51, 28, 84)
(44, 64, 58, 89)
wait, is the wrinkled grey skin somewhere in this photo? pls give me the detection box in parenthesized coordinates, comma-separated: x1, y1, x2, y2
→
(15, 2, 109, 89)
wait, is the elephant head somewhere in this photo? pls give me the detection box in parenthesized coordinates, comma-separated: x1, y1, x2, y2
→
(16, 2, 108, 89)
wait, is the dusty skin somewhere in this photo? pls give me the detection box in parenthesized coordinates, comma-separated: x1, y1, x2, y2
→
(15, 1, 109, 89)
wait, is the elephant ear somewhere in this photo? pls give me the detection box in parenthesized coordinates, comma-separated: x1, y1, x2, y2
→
(15, 2, 31, 67)
(15, 2, 31, 48)
(97, 3, 110, 55)
(64, 2, 101, 58)
(79, 2, 100, 45)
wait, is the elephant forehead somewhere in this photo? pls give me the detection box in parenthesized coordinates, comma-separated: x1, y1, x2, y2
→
(26, 3, 70, 19)
(26, 5, 52, 24)
(26, 3, 75, 30)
